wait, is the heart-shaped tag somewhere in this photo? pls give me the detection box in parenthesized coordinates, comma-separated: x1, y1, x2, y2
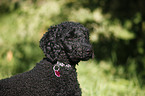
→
(53, 61, 71, 77)
(55, 70, 60, 77)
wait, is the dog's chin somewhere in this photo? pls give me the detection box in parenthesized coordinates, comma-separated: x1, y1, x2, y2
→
(81, 52, 94, 61)
(70, 54, 93, 63)
(81, 57, 90, 61)
(80, 56, 92, 61)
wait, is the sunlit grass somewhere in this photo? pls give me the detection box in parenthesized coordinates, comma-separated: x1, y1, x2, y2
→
(77, 60, 145, 96)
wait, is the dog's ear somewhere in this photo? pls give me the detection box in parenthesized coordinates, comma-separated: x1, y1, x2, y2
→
(39, 27, 62, 62)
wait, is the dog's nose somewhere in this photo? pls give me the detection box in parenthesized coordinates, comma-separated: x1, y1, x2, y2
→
(86, 46, 92, 52)
(85, 44, 92, 51)
(85, 45, 94, 59)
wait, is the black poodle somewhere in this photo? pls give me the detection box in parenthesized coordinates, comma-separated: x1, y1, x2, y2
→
(0, 22, 93, 96)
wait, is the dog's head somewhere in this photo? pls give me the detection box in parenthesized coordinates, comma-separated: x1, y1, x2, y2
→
(40, 22, 93, 65)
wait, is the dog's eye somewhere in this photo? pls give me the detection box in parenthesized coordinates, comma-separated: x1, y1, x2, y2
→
(65, 31, 76, 40)
(69, 31, 75, 37)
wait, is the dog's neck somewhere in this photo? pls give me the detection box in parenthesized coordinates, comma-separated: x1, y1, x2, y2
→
(46, 49, 79, 66)
(53, 61, 71, 77)
(42, 58, 76, 70)
(57, 50, 71, 64)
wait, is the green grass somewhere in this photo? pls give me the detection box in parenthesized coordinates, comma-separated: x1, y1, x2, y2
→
(77, 60, 145, 96)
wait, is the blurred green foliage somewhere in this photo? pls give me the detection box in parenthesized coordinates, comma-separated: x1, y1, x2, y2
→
(0, 0, 145, 95)
(78, 60, 145, 96)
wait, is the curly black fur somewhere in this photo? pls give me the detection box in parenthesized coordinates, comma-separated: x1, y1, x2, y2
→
(0, 22, 93, 96)
(40, 22, 92, 65)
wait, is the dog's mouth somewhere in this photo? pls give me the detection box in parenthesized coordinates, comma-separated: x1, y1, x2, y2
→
(81, 49, 94, 61)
